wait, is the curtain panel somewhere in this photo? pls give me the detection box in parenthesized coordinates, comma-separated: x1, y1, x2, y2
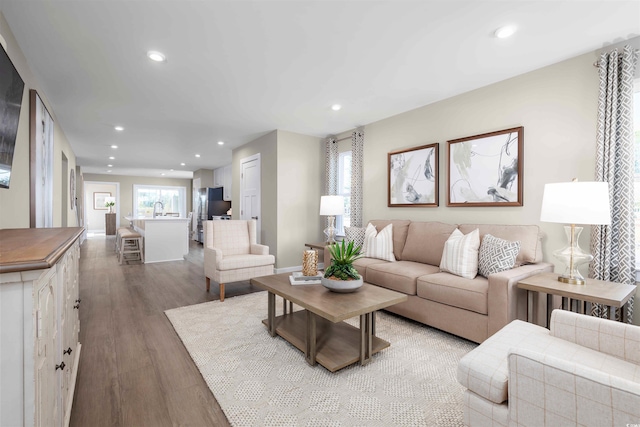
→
(351, 131, 364, 228)
(589, 45, 638, 323)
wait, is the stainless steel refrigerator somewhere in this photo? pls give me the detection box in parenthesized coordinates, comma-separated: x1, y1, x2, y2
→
(195, 187, 231, 243)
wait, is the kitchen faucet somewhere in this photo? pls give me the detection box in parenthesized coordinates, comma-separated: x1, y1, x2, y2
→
(153, 201, 164, 218)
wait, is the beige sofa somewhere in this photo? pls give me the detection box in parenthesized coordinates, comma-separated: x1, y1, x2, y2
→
(457, 309, 640, 426)
(348, 220, 553, 343)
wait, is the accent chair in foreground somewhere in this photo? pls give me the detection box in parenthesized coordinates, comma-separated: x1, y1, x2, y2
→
(204, 220, 275, 301)
(457, 309, 640, 426)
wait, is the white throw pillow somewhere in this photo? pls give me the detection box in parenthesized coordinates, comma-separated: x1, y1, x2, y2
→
(439, 228, 480, 279)
(362, 223, 395, 262)
(478, 234, 520, 277)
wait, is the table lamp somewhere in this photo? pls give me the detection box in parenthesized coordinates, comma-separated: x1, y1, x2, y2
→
(320, 195, 344, 244)
(540, 180, 611, 285)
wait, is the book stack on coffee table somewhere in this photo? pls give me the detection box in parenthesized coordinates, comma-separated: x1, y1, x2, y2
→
(289, 272, 323, 285)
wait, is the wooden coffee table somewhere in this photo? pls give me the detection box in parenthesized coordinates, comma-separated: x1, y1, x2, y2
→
(251, 273, 407, 372)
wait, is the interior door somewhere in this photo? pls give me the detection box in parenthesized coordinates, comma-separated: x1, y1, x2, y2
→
(240, 155, 261, 242)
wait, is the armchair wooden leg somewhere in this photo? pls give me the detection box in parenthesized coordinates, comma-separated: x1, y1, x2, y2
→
(219, 283, 225, 302)
(206, 277, 211, 292)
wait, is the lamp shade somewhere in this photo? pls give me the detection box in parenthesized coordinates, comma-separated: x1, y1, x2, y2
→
(540, 181, 611, 225)
(319, 195, 344, 216)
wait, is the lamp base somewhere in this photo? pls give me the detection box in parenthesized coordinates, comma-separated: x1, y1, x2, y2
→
(557, 275, 585, 285)
(323, 215, 337, 244)
(552, 225, 593, 286)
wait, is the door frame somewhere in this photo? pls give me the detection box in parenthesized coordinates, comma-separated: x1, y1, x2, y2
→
(83, 180, 120, 233)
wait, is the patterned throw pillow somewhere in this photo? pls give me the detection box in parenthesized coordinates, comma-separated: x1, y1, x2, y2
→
(478, 234, 521, 277)
(344, 226, 366, 250)
(439, 228, 480, 279)
(362, 223, 395, 262)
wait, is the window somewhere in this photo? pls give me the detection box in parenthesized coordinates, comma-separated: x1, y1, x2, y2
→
(133, 185, 187, 218)
(336, 151, 352, 236)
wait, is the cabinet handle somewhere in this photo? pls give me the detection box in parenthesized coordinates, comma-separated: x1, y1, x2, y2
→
(55, 361, 66, 371)
(63, 347, 72, 355)
(75, 299, 82, 303)
(73, 304, 80, 309)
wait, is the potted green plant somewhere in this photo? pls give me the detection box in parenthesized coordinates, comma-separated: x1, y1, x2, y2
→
(105, 200, 115, 213)
(322, 240, 364, 293)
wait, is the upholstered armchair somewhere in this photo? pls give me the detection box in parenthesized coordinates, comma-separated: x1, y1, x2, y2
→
(204, 220, 275, 301)
(457, 309, 640, 426)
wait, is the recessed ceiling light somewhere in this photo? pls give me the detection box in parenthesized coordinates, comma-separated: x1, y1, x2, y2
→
(108, 164, 113, 167)
(109, 156, 115, 160)
(114, 126, 124, 131)
(170, 169, 174, 171)
(147, 50, 166, 63)
(180, 162, 186, 166)
(107, 170, 112, 173)
(111, 145, 118, 149)
(218, 141, 224, 145)
(161, 173, 165, 176)
(494, 25, 517, 39)
(331, 104, 342, 111)
(195, 154, 201, 158)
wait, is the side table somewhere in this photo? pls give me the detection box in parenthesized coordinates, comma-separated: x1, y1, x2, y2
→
(517, 272, 636, 327)
(105, 213, 116, 235)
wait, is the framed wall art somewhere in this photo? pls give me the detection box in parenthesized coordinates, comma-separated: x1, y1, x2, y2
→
(388, 143, 439, 207)
(447, 126, 523, 207)
(93, 192, 111, 210)
(30, 89, 54, 228)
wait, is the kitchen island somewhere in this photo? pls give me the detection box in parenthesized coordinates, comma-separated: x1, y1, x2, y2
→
(125, 216, 190, 263)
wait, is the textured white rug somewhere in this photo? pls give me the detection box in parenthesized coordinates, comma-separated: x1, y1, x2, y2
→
(165, 292, 477, 427)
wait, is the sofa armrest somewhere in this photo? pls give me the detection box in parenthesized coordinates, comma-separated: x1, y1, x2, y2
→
(250, 244, 269, 255)
(204, 247, 222, 278)
(508, 348, 640, 426)
(487, 262, 554, 337)
(550, 309, 640, 365)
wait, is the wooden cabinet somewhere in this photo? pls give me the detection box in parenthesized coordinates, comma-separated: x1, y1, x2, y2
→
(105, 213, 116, 235)
(0, 228, 83, 427)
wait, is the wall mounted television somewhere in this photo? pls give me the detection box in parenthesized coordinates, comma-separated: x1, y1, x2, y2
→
(0, 45, 25, 189)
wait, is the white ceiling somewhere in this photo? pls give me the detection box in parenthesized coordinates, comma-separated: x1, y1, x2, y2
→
(1, 0, 639, 179)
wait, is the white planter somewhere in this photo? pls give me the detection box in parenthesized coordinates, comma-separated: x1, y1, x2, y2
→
(321, 276, 363, 293)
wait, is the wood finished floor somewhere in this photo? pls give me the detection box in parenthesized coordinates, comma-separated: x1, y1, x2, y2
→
(70, 235, 263, 427)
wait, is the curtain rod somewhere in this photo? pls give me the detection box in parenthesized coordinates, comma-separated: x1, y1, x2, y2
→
(593, 48, 640, 67)
(330, 131, 364, 143)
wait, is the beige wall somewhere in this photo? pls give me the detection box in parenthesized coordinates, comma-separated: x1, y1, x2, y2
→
(0, 12, 78, 229)
(83, 173, 192, 228)
(362, 51, 599, 275)
(276, 130, 324, 267)
(232, 131, 278, 257)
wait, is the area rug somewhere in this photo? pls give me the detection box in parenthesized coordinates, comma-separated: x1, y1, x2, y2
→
(165, 292, 477, 426)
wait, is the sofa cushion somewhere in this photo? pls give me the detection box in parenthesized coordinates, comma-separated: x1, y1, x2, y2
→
(369, 219, 411, 261)
(366, 261, 439, 295)
(362, 223, 395, 262)
(401, 221, 458, 266)
(344, 226, 366, 249)
(352, 257, 388, 278)
(439, 228, 480, 279)
(417, 272, 489, 315)
(478, 234, 520, 277)
(458, 224, 543, 264)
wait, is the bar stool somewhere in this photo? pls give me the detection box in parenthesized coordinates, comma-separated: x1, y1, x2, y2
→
(115, 227, 130, 253)
(118, 229, 144, 264)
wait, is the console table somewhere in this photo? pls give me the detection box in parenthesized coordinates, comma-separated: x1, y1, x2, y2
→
(517, 272, 636, 327)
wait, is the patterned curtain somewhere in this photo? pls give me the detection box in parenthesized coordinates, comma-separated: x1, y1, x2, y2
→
(589, 45, 638, 323)
(325, 138, 338, 228)
(351, 130, 364, 227)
